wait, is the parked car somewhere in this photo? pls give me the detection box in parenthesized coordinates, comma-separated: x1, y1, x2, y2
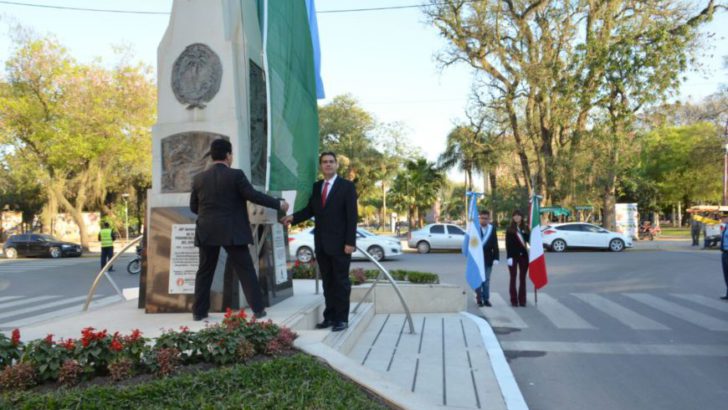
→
(704, 223, 722, 248)
(407, 223, 467, 254)
(2, 234, 83, 259)
(541, 223, 633, 252)
(288, 227, 402, 263)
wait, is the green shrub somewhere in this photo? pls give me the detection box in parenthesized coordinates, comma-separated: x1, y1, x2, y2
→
(389, 270, 407, 281)
(0, 330, 21, 370)
(405, 271, 439, 284)
(0, 310, 297, 392)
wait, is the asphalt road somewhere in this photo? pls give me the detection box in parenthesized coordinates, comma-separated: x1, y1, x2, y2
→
(353, 240, 728, 410)
(0, 252, 141, 330)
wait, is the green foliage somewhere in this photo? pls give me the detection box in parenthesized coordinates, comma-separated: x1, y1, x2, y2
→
(0, 314, 297, 392)
(1, 354, 388, 410)
(0, 30, 155, 246)
(0, 331, 21, 370)
(389, 158, 445, 228)
(640, 123, 722, 205)
(426, 0, 718, 225)
(349, 268, 439, 284)
(20, 337, 70, 383)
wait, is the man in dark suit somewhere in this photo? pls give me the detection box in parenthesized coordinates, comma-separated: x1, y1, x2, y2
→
(190, 139, 289, 321)
(720, 214, 728, 300)
(477, 210, 500, 307)
(281, 152, 358, 332)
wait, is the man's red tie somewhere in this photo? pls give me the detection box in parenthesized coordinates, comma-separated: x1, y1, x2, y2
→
(321, 181, 329, 207)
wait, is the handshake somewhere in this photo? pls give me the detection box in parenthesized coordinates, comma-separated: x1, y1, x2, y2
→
(278, 199, 293, 226)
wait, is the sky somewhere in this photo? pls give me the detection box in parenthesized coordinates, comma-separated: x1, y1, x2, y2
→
(0, 0, 725, 166)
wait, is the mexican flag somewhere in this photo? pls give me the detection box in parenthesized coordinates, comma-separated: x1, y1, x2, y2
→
(264, 0, 323, 210)
(528, 195, 548, 289)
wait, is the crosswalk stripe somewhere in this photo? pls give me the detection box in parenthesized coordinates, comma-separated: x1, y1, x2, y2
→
(0, 295, 60, 310)
(572, 293, 668, 330)
(671, 294, 728, 314)
(625, 293, 728, 331)
(0, 295, 90, 321)
(0, 295, 121, 329)
(0, 296, 23, 303)
(535, 293, 595, 329)
(481, 294, 528, 329)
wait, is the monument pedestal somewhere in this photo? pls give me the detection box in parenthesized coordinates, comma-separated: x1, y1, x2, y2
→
(142, 0, 292, 314)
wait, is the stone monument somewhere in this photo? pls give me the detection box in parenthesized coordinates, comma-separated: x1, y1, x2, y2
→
(143, 0, 293, 313)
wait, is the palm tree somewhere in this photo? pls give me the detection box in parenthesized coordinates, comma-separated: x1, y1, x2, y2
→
(390, 159, 444, 228)
(438, 124, 496, 219)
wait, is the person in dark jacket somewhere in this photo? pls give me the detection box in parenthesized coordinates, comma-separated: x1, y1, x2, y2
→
(281, 152, 358, 332)
(190, 139, 289, 321)
(720, 214, 728, 300)
(477, 210, 500, 307)
(505, 209, 530, 307)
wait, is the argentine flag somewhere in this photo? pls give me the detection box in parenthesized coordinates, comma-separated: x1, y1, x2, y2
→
(463, 193, 486, 290)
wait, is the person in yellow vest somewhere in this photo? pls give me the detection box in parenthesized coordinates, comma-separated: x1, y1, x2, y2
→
(98, 222, 117, 272)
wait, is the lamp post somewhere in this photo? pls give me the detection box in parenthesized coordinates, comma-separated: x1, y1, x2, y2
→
(122, 193, 130, 243)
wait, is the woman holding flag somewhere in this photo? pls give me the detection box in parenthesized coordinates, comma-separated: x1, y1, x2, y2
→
(506, 210, 530, 307)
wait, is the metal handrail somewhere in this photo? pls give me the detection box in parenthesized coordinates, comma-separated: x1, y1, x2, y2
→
(83, 236, 143, 311)
(352, 246, 415, 334)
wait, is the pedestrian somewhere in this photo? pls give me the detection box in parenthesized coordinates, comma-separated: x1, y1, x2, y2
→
(98, 221, 117, 272)
(281, 152, 358, 332)
(720, 214, 728, 301)
(477, 209, 499, 307)
(190, 139, 289, 321)
(505, 209, 530, 307)
(691, 215, 702, 246)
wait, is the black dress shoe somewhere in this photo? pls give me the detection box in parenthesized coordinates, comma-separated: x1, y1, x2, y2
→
(315, 320, 333, 329)
(720, 296, 728, 300)
(193, 313, 208, 321)
(484, 301, 492, 307)
(332, 322, 348, 332)
(254, 310, 267, 319)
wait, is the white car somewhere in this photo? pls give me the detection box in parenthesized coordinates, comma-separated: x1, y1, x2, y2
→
(288, 227, 402, 262)
(542, 223, 633, 252)
(407, 223, 466, 254)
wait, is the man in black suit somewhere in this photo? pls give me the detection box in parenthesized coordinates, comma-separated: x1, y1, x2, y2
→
(281, 152, 358, 332)
(190, 139, 289, 321)
(478, 210, 500, 307)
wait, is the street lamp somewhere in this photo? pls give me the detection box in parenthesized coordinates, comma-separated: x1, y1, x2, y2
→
(121, 193, 130, 243)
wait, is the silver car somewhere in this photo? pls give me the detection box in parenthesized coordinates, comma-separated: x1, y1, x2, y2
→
(407, 223, 466, 254)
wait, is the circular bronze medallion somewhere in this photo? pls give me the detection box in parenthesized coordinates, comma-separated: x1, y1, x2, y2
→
(171, 43, 222, 109)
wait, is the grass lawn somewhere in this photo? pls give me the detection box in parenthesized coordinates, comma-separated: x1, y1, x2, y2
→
(1, 354, 390, 410)
(659, 227, 691, 237)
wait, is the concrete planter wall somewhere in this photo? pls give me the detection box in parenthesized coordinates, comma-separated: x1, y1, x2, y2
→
(351, 283, 466, 313)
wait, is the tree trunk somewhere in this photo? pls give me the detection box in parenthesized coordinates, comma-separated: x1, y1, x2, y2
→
(677, 202, 682, 227)
(50, 180, 90, 251)
(380, 182, 387, 230)
(489, 171, 498, 224)
(41, 187, 58, 235)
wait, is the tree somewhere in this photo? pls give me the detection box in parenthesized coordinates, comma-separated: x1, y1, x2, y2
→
(319, 94, 381, 199)
(426, 0, 722, 228)
(0, 31, 155, 248)
(389, 159, 444, 228)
